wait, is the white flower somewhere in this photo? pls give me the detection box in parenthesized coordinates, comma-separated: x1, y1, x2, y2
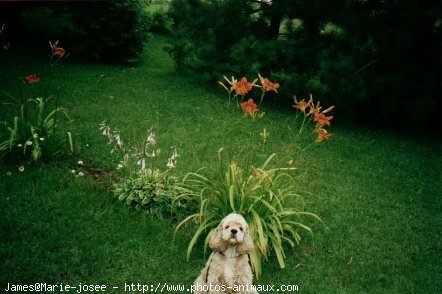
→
(137, 158, 146, 171)
(26, 141, 32, 146)
(71, 169, 76, 174)
(17, 144, 23, 148)
(166, 158, 176, 169)
(33, 133, 38, 139)
(171, 147, 179, 161)
(6, 171, 12, 176)
(146, 130, 156, 146)
(102, 127, 111, 138)
(78, 172, 84, 177)
(77, 160, 83, 165)
(113, 131, 123, 149)
(39, 137, 44, 141)
(99, 121, 112, 139)
(117, 164, 123, 170)
(18, 166, 25, 172)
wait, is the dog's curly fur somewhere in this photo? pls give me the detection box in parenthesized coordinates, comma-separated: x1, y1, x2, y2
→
(193, 213, 258, 294)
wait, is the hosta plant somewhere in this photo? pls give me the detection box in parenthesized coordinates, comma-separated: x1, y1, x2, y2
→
(175, 152, 321, 279)
(113, 168, 194, 221)
(104, 124, 194, 221)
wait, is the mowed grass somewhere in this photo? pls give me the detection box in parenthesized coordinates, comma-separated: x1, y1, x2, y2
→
(1, 36, 441, 293)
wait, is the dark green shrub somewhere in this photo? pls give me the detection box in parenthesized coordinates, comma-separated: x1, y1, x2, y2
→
(168, 0, 255, 72)
(0, 1, 151, 63)
(164, 25, 194, 70)
(67, 0, 151, 63)
(149, 10, 172, 34)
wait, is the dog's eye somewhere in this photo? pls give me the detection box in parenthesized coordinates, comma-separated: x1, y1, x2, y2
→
(239, 227, 244, 232)
(225, 225, 230, 229)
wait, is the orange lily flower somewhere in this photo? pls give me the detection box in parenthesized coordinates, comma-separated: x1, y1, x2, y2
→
(241, 99, 259, 116)
(53, 47, 65, 57)
(50, 40, 65, 58)
(258, 73, 279, 93)
(25, 73, 40, 84)
(315, 128, 332, 142)
(292, 96, 310, 113)
(234, 77, 255, 96)
(308, 101, 321, 115)
(307, 94, 335, 116)
(314, 112, 333, 127)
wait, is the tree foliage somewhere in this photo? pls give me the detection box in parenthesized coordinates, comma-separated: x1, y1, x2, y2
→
(168, 0, 441, 130)
(0, 0, 151, 63)
(67, 0, 151, 63)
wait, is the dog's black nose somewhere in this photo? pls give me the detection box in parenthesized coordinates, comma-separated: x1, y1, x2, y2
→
(231, 229, 237, 234)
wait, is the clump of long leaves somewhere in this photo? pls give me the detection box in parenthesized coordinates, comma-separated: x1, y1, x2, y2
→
(0, 95, 73, 162)
(175, 152, 321, 279)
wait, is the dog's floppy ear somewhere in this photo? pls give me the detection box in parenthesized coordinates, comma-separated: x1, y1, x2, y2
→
(237, 226, 254, 255)
(209, 220, 227, 253)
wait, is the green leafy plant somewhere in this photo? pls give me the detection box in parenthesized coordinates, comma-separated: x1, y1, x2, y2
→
(100, 122, 194, 221)
(0, 95, 73, 162)
(164, 25, 194, 71)
(175, 151, 321, 279)
(113, 168, 194, 221)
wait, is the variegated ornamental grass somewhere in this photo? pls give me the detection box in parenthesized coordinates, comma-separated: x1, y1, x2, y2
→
(175, 153, 321, 279)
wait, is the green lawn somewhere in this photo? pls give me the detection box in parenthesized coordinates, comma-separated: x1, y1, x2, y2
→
(1, 36, 441, 293)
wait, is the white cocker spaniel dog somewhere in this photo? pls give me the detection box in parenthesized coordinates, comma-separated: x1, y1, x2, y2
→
(193, 213, 258, 294)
